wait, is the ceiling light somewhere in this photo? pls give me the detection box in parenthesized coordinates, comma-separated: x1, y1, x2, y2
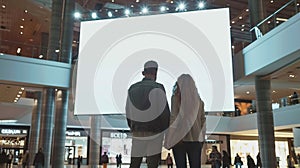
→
(112, 0, 114, 2)
(22, 18, 25, 21)
(108, 11, 113, 17)
(231, 45, 235, 49)
(270, 0, 273, 3)
(160, 6, 166, 12)
(239, 16, 243, 20)
(20, 32, 23, 35)
(124, 9, 130, 16)
(141, 7, 149, 14)
(268, 21, 271, 24)
(178, 2, 186, 11)
(241, 28, 244, 31)
(21, 87, 25, 90)
(198, 1, 205, 9)
(231, 21, 235, 24)
(170, 1, 174, 4)
(246, 91, 250, 95)
(91, 12, 97, 19)
(39, 54, 43, 58)
(17, 95, 21, 98)
(18, 91, 22, 94)
(272, 90, 276, 93)
(15, 97, 19, 100)
(246, 9, 249, 12)
(14, 100, 17, 103)
(74, 12, 81, 19)
(131, 5, 134, 8)
(276, 21, 279, 24)
(297, 3, 299, 6)
(241, 24, 245, 27)
(115, 9, 118, 12)
(55, 49, 60, 53)
(20, 25, 24, 28)
(2, 5, 5, 8)
(17, 48, 21, 54)
(24, 9, 28, 13)
(136, 0, 139, 2)
(276, 17, 287, 22)
(0, 53, 3, 55)
(55, 89, 58, 92)
(289, 74, 295, 78)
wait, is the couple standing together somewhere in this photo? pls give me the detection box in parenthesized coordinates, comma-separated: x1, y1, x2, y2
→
(126, 60, 206, 168)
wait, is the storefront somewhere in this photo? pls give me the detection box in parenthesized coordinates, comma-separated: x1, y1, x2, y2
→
(101, 130, 132, 164)
(65, 129, 89, 165)
(0, 126, 29, 165)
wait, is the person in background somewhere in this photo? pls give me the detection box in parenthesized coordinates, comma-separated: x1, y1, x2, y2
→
(222, 150, 230, 168)
(287, 155, 295, 168)
(101, 152, 109, 168)
(246, 155, 256, 168)
(22, 150, 29, 168)
(33, 148, 44, 168)
(77, 155, 82, 168)
(234, 153, 243, 168)
(209, 146, 222, 168)
(291, 92, 299, 104)
(6, 151, 13, 168)
(256, 152, 262, 168)
(116, 154, 122, 168)
(0, 150, 8, 168)
(166, 153, 173, 168)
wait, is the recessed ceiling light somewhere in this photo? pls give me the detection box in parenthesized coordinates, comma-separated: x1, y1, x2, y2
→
(14, 100, 17, 103)
(136, 0, 139, 2)
(24, 9, 28, 13)
(246, 9, 249, 12)
(112, 0, 114, 2)
(272, 90, 276, 93)
(39, 54, 43, 58)
(21, 87, 25, 90)
(170, 1, 174, 4)
(17, 95, 21, 98)
(20, 25, 24, 28)
(17, 47, 21, 53)
(239, 16, 243, 19)
(289, 74, 295, 78)
(241, 24, 245, 27)
(231, 45, 235, 49)
(231, 21, 235, 24)
(2, 5, 5, 8)
(270, 0, 274, 3)
(18, 91, 22, 94)
(268, 21, 271, 24)
(246, 91, 250, 95)
(22, 18, 25, 21)
(131, 5, 134, 8)
(55, 49, 60, 53)
(20, 32, 23, 35)
(241, 28, 244, 31)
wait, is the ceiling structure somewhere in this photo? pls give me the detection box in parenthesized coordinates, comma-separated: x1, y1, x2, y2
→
(0, 0, 300, 139)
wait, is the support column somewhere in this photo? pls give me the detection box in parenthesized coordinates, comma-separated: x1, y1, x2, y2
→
(248, 0, 268, 40)
(255, 76, 276, 168)
(28, 92, 42, 165)
(51, 0, 74, 167)
(89, 116, 101, 167)
(39, 88, 56, 168)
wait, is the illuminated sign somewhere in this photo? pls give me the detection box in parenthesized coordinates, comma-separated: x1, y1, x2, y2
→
(110, 132, 127, 139)
(1, 129, 22, 134)
(66, 131, 81, 136)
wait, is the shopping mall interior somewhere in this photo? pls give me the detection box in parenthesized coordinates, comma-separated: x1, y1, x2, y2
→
(0, 0, 300, 167)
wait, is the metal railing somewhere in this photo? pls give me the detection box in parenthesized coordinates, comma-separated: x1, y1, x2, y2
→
(250, 0, 299, 39)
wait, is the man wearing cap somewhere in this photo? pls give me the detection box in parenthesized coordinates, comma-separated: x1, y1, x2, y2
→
(126, 60, 170, 168)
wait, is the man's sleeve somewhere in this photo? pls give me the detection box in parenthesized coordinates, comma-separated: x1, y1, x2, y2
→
(125, 92, 132, 129)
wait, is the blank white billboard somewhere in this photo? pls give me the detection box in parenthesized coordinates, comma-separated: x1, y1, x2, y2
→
(74, 8, 234, 115)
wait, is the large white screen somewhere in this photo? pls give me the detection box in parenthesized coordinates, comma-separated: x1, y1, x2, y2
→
(74, 8, 234, 115)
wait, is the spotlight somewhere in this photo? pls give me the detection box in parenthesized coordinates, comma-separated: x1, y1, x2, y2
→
(74, 12, 81, 19)
(198, 1, 205, 9)
(141, 7, 149, 14)
(124, 9, 130, 16)
(160, 6, 166, 12)
(178, 2, 186, 11)
(108, 11, 113, 17)
(91, 12, 97, 19)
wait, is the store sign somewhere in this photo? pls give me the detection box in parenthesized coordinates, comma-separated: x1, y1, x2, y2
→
(1, 129, 22, 134)
(110, 132, 127, 139)
(66, 131, 81, 136)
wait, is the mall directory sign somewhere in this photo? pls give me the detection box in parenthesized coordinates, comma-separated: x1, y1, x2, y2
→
(75, 8, 234, 115)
